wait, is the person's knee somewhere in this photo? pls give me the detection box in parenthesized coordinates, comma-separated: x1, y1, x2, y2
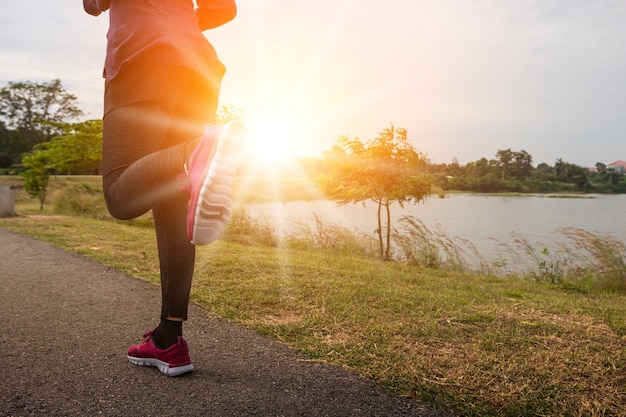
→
(102, 184, 134, 220)
(104, 200, 133, 221)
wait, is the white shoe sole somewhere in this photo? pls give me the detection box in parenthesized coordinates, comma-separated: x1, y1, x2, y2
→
(127, 355, 194, 377)
(190, 121, 248, 245)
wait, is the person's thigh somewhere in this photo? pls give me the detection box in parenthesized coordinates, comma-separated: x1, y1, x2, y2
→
(102, 102, 172, 191)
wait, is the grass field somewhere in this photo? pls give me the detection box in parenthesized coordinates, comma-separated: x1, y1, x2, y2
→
(1, 175, 624, 416)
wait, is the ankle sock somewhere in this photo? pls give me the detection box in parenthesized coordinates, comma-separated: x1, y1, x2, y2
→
(153, 318, 183, 349)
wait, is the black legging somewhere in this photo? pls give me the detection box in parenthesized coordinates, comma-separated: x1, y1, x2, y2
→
(101, 62, 220, 320)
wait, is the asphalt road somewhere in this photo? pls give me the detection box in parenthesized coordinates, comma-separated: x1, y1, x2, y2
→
(0, 228, 455, 417)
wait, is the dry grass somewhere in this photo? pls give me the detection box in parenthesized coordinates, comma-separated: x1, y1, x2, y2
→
(405, 310, 625, 416)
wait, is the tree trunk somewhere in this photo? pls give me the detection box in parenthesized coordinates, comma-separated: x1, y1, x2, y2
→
(384, 200, 391, 261)
(376, 200, 384, 260)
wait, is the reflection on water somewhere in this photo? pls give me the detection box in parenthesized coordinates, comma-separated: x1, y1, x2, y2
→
(245, 194, 626, 264)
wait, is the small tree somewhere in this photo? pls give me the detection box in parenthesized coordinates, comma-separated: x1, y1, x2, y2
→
(317, 124, 431, 260)
(19, 151, 51, 211)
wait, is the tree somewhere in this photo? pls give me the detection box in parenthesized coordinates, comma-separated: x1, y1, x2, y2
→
(316, 124, 431, 260)
(19, 151, 51, 211)
(0, 79, 83, 147)
(554, 159, 589, 189)
(496, 148, 514, 179)
(0, 120, 35, 171)
(554, 158, 566, 179)
(38, 120, 103, 175)
(512, 150, 533, 178)
(465, 157, 490, 178)
(533, 162, 553, 181)
(17, 119, 103, 210)
(594, 162, 622, 185)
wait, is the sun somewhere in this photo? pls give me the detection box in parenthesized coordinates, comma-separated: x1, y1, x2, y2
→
(246, 118, 298, 164)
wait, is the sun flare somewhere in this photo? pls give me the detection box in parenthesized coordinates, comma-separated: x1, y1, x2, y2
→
(246, 118, 298, 164)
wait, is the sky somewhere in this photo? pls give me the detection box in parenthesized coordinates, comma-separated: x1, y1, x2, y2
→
(1, 0, 625, 167)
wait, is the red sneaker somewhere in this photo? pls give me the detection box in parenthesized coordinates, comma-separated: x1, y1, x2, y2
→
(127, 329, 194, 376)
(182, 121, 248, 245)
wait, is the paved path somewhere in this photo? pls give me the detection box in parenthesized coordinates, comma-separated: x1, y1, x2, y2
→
(0, 228, 455, 417)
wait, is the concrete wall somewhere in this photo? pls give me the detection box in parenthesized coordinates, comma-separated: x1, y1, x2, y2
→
(0, 185, 16, 217)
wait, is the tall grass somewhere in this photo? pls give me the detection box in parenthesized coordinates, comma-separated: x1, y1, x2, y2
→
(285, 212, 379, 258)
(558, 227, 626, 293)
(508, 228, 626, 293)
(224, 207, 279, 247)
(229, 211, 626, 294)
(392, 215, 489, 273)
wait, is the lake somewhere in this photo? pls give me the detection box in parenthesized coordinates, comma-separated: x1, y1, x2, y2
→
(244, 194, 626, 266)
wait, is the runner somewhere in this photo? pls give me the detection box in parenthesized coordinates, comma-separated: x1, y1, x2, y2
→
(83, 0, 247, 376)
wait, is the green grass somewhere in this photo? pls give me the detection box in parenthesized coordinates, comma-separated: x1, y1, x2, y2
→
(1, 176, 625, 416)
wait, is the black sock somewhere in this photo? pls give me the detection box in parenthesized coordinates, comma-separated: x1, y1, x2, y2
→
(153, 318, 183, 349)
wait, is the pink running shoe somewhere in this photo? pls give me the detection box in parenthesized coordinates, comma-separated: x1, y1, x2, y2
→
(182, 121, 247, 245)
(127, 329, 194, 377)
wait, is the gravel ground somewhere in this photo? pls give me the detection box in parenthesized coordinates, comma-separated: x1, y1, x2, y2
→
(0, 228, 455, 417)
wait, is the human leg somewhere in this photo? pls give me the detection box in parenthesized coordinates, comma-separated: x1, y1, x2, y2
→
(148, 69, 219, 331)
(103, 63, 243, 375)
(102, 102, 191, 220)
(102, 100, 198, 347)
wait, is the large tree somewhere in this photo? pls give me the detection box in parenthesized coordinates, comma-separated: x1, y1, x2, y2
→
(317, 124, 431, 260)
(0, 120, 25, 170)
(0, 79, 83, 147)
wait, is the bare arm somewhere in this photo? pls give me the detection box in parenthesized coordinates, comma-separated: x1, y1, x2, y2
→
(83, 0, 110, 16)
(195, 0, 237, 31)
